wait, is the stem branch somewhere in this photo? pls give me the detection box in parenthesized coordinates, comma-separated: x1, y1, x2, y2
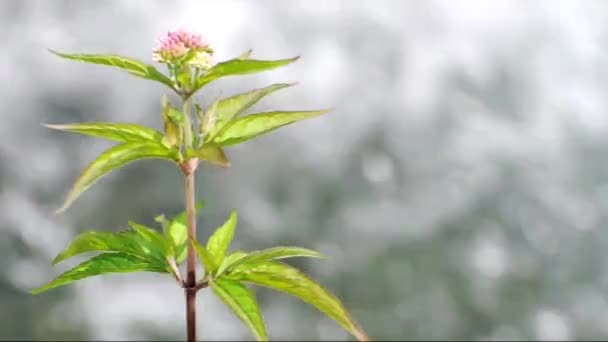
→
(183, 99, 193, 149)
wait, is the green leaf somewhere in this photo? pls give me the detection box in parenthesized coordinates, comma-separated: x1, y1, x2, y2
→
(206, 210, 238, 267)
(56, 141, 178, 214)
(52, 230, 164, 265)
(127, 221, 168, 260)
(49, 50, 175, 90)
(166, 202, 204, 264)
(44, 122, 164, 143)
(31, 252, 168, 294)
(213, 110, 330, 146)
(206, 83, 296, 141)
(216, 251, 248, 277)
(188, 144, 230, 168)
(222, 246, 325, 272)
(160, 96, 183, 149)
(192, 237, 217, 275)
(197, 97, 220, 138)
(190, 56, 299, 96)
(228, 261, 368, 341)
(210, 278, 267, 341)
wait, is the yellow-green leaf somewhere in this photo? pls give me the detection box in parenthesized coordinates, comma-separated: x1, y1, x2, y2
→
(197, 97, 219, 137)
(189, 144, 230, 168)
(31, 252, 168, 295)
(223, 246, 325, 272)
(56, 141, 178, 214)
(216, 251, 248, 278)
(49, 50, 175, 90)
(206, 83, 296, 141)
(44, 122, 164, 143)
(190, 56, 299, 96)
(228, 261, 369, 341)
(127, 221, 168, 260)
(206, 210, 238, 267)
(165, 202, 204, 264)
(192, 237, 217, 275)
(160, 96, 183, 149)
(213, 110, 330, 146)
(52, 230, 163, 266)
(211, 278, 267, 341)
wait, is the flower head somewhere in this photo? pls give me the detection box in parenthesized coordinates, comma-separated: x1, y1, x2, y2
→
(152, 29, 213, 66)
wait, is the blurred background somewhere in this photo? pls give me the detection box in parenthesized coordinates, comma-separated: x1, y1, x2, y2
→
(2, 0, 608, 340)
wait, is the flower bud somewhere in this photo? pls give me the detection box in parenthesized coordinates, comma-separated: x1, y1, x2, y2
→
(152, 29, 213, 66)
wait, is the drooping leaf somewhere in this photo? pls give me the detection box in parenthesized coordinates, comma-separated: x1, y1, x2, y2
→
(213, 110, 330, 146)
(189, 56, 299, 96)
(166, 202, 204, 264)
(49, 50, 175, 90)
(127, 221, 168, 260)
(192, 237, 217, 275)
(228, 261, 369, 341)
(31, 252, 168, 294)
(52, 230, 163, 265)
(56, 141, 178, 214)
(210, 278, 267, 341)
(160, 96, 183, 149)
(205, 83, 296, 141)
(188, 144, 230, 168)
(216, 251, 248, 277)
(206, 210, 238, 267)
(221, 246, 325, 272)
(44, 122, 164, 143)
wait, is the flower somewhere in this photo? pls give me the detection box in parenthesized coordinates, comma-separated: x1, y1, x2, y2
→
(152, 29, 213, 66)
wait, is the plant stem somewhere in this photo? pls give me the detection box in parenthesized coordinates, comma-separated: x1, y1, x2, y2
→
(183, 99, 193, 149)
(182, 98, 199, 342)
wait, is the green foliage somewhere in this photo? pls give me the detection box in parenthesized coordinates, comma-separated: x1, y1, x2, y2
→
(221, 246, 325, 272)
(196, 97, 219, 139)
(210, 278, 267, 341)
(127, 221, 169, 258)
(188, 144, 230, 168)
(164, 202, 204, 264)
(188, 55, 299, 97)
(213, 110, 330, 146)
(216, 251, 249, 277)
(196, 210, 365, 341)
(192, 238, 217, 276)
(160, 96, 184, 149)
(52, 230, 164, 266)
(55, 141, 179, 213)
(44, 122, 164, 143)
(206, 210, 238, 268)
(31, 253, 168, 295)
(42, 45, 368, 341)
(227, 261, 367, 341)
(33, 221, 175, 295)
(49, 50, 175, 90)
(205, 83, 295, 142)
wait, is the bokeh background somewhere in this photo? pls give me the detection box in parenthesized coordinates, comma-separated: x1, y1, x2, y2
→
(2, 0, 608, 340)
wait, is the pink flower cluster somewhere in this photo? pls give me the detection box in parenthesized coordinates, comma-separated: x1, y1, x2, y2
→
(152, 29, 211, 64)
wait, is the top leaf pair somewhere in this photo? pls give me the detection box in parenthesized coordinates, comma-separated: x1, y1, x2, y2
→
(50, 29, 298, 99)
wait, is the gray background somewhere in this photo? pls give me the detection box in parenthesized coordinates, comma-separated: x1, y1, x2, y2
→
(2, 0, 608, 340)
